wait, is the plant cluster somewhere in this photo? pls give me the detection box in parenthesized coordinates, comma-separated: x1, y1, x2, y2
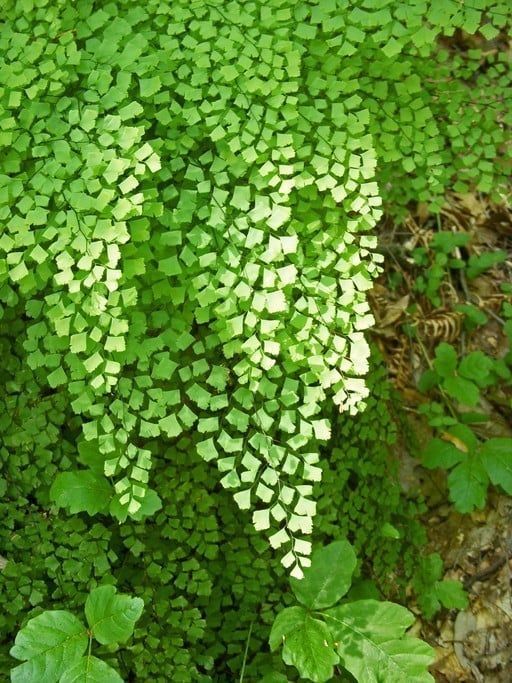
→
(412, 231, 507, 307)
(10, 585, 142, 682)
(270, 541, 435, 682)
(1, 0, 511, 681)
(316, 358, 427, 595)
(417, 340, 512, 512)
(2, 0, 511, 567)
(1, 355, 430, 681)
(412, 553, 468, 619)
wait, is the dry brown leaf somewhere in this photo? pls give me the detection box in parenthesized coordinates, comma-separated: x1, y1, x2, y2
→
(440, 432, 469, 453)
(414, 310, 463, 343)
(378, 294, 410, 328)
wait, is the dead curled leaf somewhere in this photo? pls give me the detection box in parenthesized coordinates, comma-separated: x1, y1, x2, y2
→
(440, 432, 469, 453)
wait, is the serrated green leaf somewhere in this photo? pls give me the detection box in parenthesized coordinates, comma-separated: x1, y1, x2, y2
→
(422, 439, 464, 470)
(458, 351, 492, 385)
(10, 611, 88, 683)
(431, 232, 470, 253)
(48, 366, 68, 388)
(85, 585, 143, 645)
(479, 23, 499, 40)
(434, 580, 468, 612)
(159, 414, 182, 438)
(447, 457, 488, 513)
(433, 343, 457, 377)
(444, 376, 480, 406)
(480, 438, 512, 495)
(270, 607, 338, 683)
(467, 250, 507, 280)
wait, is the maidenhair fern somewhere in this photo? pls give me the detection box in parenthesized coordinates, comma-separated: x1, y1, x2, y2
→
(1, 0, 511, 578)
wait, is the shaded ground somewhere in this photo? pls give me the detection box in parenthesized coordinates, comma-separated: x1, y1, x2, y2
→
(424, 491, 512, 682)
(371, 193, 512, 681)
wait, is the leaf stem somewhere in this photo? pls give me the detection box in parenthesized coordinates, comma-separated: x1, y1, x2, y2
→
(239, 620, 254, 683)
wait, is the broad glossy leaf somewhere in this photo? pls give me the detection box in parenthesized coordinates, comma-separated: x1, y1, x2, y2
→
(10, 611, 87, 682)
(85, 585, 143, 645)
(325, 600, 434, 683)
(327, 600, 414, 643)
(269, 606, 307, 652)
(290, 540, 356, 609)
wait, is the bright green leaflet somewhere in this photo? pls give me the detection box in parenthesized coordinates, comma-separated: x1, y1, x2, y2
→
(413, 554, 468, 619)
(276, 607, 339, 683)
(85, 585, 144, 645)
(289, 540, 357, 609)
(10, 611, 88, 683)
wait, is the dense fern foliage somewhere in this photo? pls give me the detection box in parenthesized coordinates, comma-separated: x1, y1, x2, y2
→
(1, 0, 511, 681)
(1, 354, 424, 680)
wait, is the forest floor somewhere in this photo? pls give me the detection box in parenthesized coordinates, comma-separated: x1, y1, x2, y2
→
(372, 193, 512, 682)
(423, 490, 512, 682)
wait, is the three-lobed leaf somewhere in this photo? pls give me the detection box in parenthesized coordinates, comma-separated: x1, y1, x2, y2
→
(413, 554, 468, 618)
(85, 585, 143, 645)
(422, 431, 512, 514)
(270, 542, 437, 683)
